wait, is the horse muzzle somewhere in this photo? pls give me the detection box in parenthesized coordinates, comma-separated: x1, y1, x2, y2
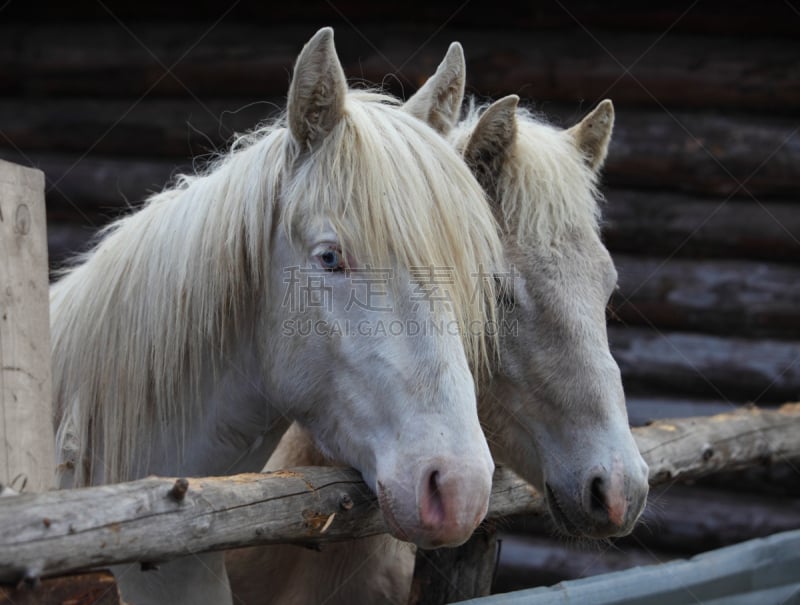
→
(377, 456, 493, 548)
(546, 454, 649, 538)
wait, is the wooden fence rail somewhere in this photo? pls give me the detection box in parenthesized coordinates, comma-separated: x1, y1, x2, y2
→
(0, 403, 798, 587)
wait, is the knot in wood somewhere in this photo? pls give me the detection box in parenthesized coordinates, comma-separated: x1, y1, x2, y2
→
(22, 564, 43, 588)
(14, 204, 31, 235)
(653, 468, 673, 483)
(701, 445, 714, 461)
(339, 494, 354, 511)
(169, 478, 189, 502)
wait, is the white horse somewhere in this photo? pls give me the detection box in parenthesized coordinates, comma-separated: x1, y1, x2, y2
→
(226, 44, 649, 604)
(50, 29, 507, 605)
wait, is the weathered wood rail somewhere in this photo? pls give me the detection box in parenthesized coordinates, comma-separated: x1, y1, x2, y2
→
(0, 403, 798, 586)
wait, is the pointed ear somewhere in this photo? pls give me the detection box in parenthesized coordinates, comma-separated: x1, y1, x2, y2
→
(567, 99, 614, 173)
(463, 95, 519, 197)
(403, 42, 466, 135)
(287, 27, 348, 149)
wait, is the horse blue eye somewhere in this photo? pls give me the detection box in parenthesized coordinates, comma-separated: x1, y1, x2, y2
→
(319, 249, 343, 271)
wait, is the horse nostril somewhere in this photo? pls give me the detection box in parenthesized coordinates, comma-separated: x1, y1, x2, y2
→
(420, 470, 445, 528)
(590, 476, 607, 515)
(586, 467, 628, 529)
(429, 470, 440, 497)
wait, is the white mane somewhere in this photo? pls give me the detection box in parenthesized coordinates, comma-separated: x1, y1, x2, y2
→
(453, 103, 602, 246)
(52, 90, 503, 486)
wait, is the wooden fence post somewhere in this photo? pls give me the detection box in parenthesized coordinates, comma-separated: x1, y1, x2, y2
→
(408, 524, 498, 605)
(0, 159, 54, 494)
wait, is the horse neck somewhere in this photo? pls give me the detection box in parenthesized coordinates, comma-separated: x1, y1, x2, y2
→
(142, 332, 290, 478)
(52, 143, 285, 485)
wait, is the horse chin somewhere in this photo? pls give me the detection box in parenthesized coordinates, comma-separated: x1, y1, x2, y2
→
(377, 481, 410, 543)
(545, 482, 584, 536)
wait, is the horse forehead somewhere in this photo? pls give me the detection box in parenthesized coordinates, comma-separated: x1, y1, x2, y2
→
(512, 226, 609, 270)
(511, 231, 613, 302)
(298, 214, 335, 239)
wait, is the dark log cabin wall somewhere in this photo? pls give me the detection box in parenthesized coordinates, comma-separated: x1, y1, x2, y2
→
(2, 0, 799, 593)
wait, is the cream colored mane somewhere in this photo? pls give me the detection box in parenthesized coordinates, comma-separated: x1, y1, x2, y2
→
(52, 90, 503, 486)
(452, 103, 603, 246)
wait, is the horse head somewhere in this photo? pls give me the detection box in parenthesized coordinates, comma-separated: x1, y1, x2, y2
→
(454, 96, 649, 537)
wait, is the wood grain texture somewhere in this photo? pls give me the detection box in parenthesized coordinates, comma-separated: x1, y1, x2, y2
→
(42, 192, 800, 272)
(603, 190, 800, 263)
(0, 404, 797, 584)
(2, 107, 797, 199)
(609, 326, 800, 403)
(408, 527, 497, 605)
(0, 160, 54, 493)
(1, 24, 797, 107)
(612, 255, 800, 338)
(604, 111, 799, 197)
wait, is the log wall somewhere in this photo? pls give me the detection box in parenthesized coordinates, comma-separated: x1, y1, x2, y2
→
(1, 1, 798, 596)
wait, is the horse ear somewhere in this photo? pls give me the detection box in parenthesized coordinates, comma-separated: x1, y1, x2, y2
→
(463, 95, 519, 197)
(403, 42, 466, 135)
(567, 99, 614, 173)
(287, 27, 348, 149)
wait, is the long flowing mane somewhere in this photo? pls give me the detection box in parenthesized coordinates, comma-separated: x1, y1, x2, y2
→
(53, 90, 503, 486)
(452, 103, 603, 245)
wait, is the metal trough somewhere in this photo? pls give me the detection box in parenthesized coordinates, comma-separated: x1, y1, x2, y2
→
(458, 529, 800, 605)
